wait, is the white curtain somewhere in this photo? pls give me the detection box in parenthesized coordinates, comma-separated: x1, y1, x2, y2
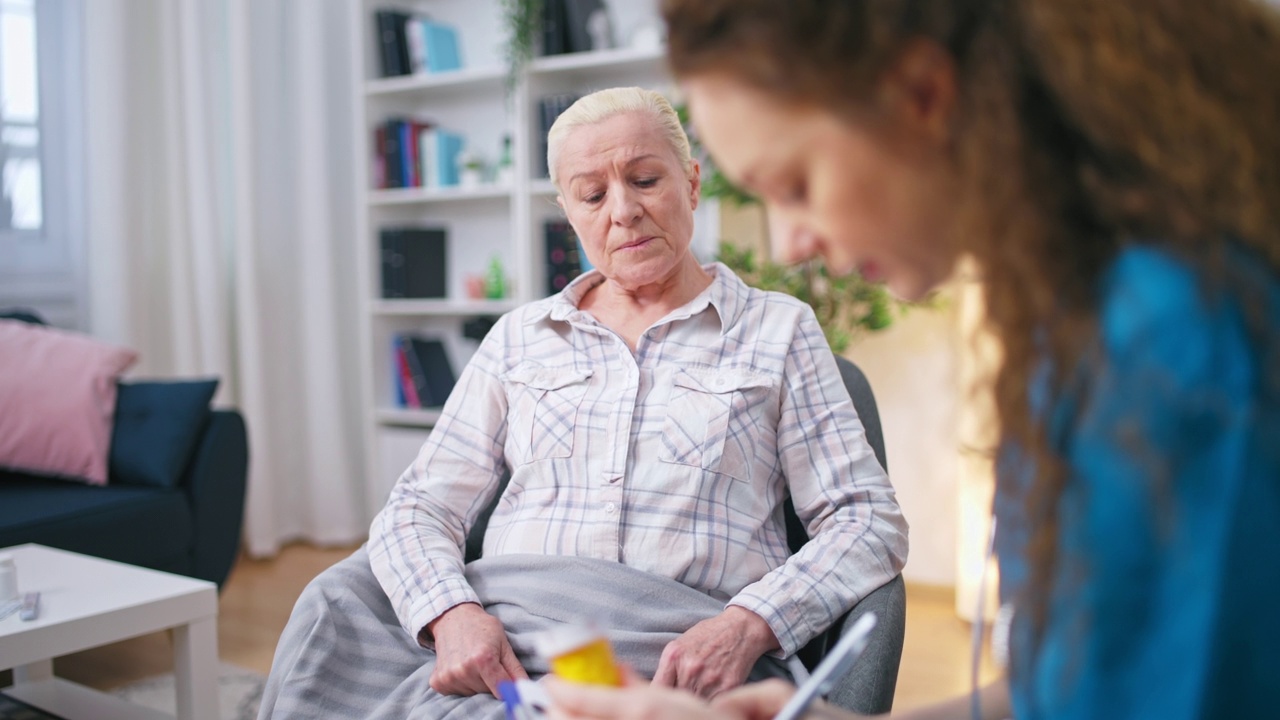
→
(83, 0, 367, 556)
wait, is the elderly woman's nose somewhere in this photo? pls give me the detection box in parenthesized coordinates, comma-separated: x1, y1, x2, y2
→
(608, 186, 644, 224)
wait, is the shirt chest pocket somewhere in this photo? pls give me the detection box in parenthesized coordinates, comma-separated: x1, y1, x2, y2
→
(660, 367, 774, 482)
(503, 366, 593, 465)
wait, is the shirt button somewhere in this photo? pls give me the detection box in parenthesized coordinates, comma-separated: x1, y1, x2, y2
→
(605, 502, 617, 514)
(715, 378, 727, 389)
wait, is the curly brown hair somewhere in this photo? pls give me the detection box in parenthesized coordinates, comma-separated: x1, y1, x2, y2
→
(663, 0, 1280, 643)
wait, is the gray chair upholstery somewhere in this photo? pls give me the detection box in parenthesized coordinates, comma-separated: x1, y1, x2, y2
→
(788, 355, 905, 715)
(465, 353, 904, 714)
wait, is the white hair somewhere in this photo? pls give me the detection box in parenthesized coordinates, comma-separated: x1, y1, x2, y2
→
(547, 87, 694, 190)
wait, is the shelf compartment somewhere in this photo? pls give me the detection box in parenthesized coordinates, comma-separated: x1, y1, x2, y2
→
(369, 185, 513, 205)
(365, 66, 506, 98)
(371, 298, 520, 316)
(529, 46, 666, 76)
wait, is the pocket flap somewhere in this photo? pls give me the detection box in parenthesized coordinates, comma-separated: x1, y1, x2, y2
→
(673, 367, 773, 394)
(503, 365, 593, 391)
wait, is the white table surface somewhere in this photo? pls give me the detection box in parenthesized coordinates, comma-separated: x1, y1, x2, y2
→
(0, 543, 219, 720)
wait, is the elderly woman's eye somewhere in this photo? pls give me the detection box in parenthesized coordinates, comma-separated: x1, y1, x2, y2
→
(635, 177, 659, 188)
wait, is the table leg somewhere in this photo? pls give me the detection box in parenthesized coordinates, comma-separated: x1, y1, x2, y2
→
(12, 659, 53, 683)
(172, 616, 219, 720)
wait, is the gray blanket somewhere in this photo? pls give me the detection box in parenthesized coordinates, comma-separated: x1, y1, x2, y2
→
(258, 547, 790, 719)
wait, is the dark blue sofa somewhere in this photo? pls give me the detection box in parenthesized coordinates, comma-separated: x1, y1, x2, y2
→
(0, 312, 248, 589)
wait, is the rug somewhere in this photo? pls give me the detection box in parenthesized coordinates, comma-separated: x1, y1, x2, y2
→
(111, 662, 264, 720)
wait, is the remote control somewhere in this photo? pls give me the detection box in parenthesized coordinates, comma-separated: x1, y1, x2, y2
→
(18, 591, 38, 621)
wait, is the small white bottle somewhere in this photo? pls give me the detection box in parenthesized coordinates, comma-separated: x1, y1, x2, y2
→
(0, 553, 19, 604)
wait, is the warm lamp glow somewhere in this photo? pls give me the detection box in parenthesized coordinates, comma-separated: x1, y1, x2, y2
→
(954, 264, 1001, 623)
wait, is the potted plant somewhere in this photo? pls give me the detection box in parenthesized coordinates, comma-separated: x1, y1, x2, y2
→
(500, 0, 542, 96)
(676, 104, 921, 352)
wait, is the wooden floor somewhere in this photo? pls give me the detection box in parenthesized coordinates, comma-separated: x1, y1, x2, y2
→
(8, 544, 1000, 712)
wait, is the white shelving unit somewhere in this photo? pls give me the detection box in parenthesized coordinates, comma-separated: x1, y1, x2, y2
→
(348, 0, 717, 519)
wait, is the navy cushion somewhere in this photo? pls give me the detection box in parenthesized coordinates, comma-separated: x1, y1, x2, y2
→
(0, 309, 45, 325)
(0, 469, 195, 573)
(109, 379, 219, 487)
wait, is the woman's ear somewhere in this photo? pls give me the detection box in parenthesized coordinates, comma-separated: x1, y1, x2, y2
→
(877, 38, 957, 147)
(688, 158, 702, 210)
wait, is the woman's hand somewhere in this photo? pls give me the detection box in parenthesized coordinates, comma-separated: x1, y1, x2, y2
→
(652, 606, 780, 698)
(426, 602, 529, 697)
(546, 668, 739, 720)
(713, 679, 853, 720)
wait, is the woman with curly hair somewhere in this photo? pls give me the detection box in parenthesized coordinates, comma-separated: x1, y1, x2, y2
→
(546, 0, 1280, 718)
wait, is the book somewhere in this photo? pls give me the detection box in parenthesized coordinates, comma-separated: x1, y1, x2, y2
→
(544, 219, 585, 295)
(380, 227, 448, 299)
(397, 334, 431, 407)
(406, 15, 427, 74)
(423, 19, 462, 72)
(392, 335, 456, 407)
(562, 0, 607, 53)
(374, 9, 412, 77)
(407, 336, 457, 407)
(394, 339, 420, 408)
(422, 129, 465, 187)
(537, 93, 580, 178)
(541, 0, 569, 56)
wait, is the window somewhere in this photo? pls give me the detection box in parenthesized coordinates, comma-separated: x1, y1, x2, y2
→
(0, 0, 85, 329)
(1, 0, 44, 232)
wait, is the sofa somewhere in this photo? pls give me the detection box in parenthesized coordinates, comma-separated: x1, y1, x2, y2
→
(0, 311, 249, 588)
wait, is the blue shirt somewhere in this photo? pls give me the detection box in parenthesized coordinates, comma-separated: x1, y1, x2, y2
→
(995, 244, 1280, 718)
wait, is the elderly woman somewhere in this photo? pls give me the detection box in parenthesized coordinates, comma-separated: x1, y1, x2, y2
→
(257, 87, 906, 720)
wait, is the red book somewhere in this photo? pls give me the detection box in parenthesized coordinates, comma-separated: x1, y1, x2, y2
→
(395, 342, 421, 408)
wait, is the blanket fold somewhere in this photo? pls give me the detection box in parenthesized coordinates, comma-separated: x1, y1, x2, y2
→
(258, 547, 789, 719)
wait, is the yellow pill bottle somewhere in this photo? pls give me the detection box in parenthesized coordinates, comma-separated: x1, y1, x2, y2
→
(538, 624, 622, 686)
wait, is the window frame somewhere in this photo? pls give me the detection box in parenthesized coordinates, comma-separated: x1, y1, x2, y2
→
(0, 0, 87, 329)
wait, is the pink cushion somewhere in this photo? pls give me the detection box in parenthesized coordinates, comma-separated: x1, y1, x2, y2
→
(0, 320, 138, 485)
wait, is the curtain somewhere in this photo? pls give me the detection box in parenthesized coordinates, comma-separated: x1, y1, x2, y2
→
(83, 0, 366, 556)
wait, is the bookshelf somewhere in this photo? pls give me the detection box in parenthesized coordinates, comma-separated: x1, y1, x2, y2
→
(348, 0, 719, 520)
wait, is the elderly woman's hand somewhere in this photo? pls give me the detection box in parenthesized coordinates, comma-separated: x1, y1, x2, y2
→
(653, 606, 780, 698)
(426, 602, 529, 697)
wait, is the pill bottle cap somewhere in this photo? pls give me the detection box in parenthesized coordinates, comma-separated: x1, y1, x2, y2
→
(535, 623, 604, 659)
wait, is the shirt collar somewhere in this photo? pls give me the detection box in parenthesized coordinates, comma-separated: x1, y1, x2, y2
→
(528, 261, 750, 337)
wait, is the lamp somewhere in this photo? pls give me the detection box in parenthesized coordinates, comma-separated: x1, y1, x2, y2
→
(954, 263, 1001, 623)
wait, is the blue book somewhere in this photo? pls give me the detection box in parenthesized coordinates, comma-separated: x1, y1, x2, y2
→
(423, 21, 461, 72)
(435, 130, 465, 187)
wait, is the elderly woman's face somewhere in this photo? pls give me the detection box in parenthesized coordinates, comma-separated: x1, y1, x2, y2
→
(556, 111, 700, 291)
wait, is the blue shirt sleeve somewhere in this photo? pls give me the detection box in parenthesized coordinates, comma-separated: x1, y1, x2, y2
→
(1010, 248, 1280, 719)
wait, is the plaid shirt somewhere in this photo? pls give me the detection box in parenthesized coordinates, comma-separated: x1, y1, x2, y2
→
(369, 263, 908, 656)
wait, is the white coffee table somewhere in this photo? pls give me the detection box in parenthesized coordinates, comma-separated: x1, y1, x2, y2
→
(0, 543, 219, 720)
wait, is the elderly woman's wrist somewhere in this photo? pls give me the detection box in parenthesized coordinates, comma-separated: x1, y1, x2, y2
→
(722, 605, 781, 655)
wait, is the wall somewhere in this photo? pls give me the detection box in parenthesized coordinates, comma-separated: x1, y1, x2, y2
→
(845, 292, 962, 586)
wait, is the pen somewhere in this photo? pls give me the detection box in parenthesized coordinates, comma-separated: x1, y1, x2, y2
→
(773, 612, 877, 720)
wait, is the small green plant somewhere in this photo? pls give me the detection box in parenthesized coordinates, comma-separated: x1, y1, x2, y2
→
(500, 0, 542, 97)
(716, 243, 902, 353)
